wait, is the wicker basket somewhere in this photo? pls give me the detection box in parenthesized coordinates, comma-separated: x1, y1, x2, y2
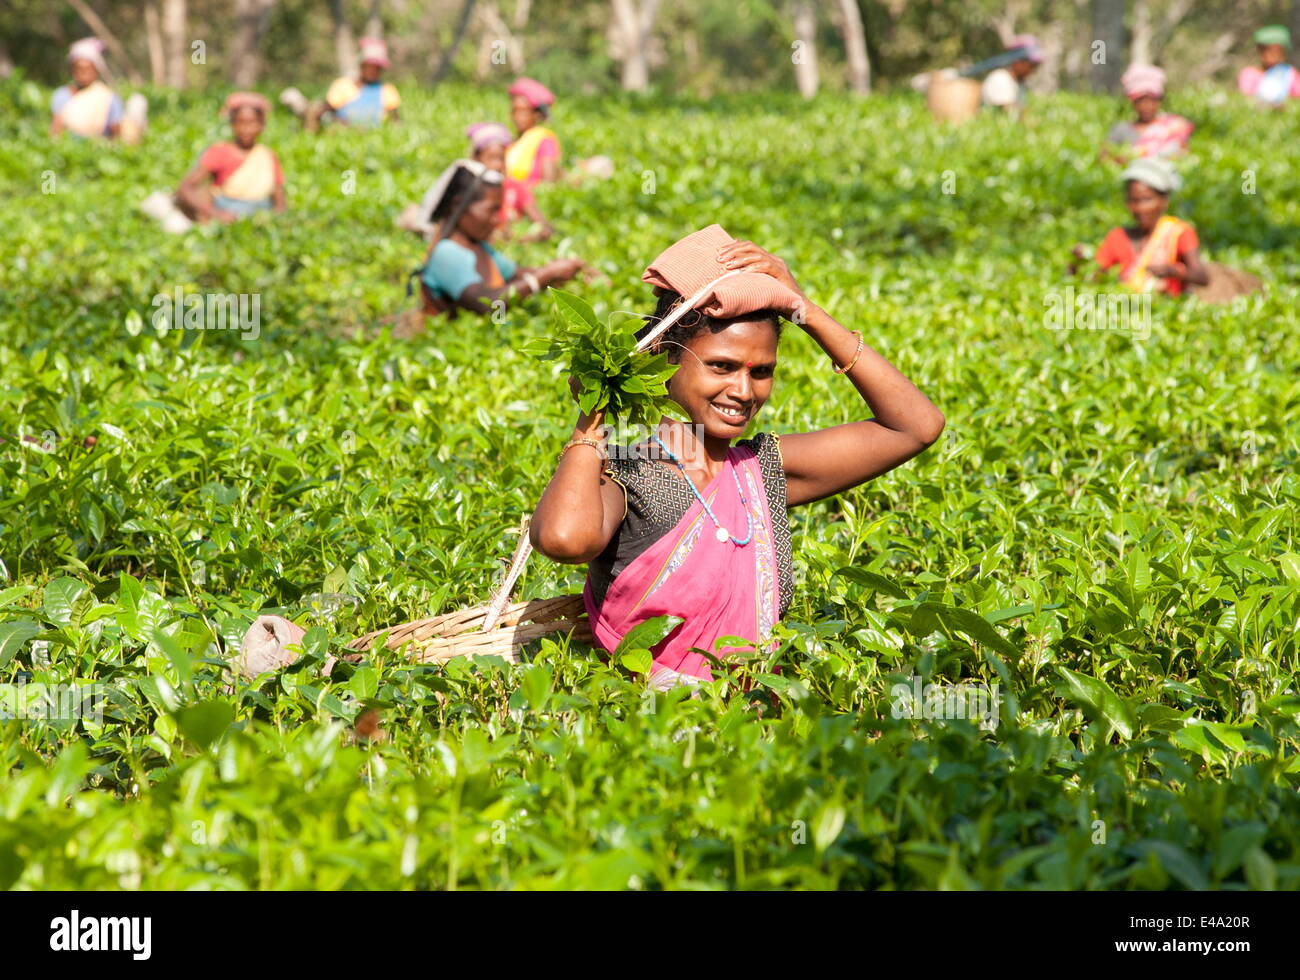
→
(348, 594, 591, 665)
(927, 74, 982, 122)
(1190, 263, 1263, 305)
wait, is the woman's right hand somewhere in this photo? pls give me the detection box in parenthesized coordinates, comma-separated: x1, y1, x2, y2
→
(542, 258, 584, 284)
(568, 375, 606, 433)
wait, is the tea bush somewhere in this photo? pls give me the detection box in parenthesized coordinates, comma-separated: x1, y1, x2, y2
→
(1, 81, 1297, 889)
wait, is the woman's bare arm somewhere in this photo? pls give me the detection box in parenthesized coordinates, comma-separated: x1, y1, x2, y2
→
(530, 400, 626, 563)
(716, 240, 945, 508)
(176, 164, 218, 221)
(777, 303, 945, 506)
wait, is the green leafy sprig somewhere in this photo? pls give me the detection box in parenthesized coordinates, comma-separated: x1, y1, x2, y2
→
(526, 289, 678, 429)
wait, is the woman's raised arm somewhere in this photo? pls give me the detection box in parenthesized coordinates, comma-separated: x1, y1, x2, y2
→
(716, 241, 945, 508)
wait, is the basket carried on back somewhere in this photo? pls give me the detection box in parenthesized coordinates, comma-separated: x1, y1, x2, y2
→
(927, 74, 982, 123)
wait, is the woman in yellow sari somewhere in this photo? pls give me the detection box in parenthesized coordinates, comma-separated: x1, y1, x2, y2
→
(175, 93, 286, 224)
(49, 38, 123, 140)
(505, 77, 562, 187)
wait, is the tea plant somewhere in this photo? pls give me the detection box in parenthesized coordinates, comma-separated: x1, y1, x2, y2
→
(0, 80, 1297, 889)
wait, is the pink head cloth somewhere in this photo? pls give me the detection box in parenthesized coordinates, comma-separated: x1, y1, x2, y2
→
(359, 37, 391, 68)
(223, 91, 272, 119)
(641, 224, 802, 321)
(68, 37, 108, 74)
(1008, 34, 1044, 63)
(1121, 64, 1166, 99)
(508, 76, 556, 108)
(466, 121, 513, 151)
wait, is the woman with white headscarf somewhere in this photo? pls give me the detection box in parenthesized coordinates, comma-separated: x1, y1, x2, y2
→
(50, 38, 123, 139)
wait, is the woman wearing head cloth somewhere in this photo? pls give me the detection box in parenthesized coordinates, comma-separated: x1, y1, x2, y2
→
(410, 160, 584, 320)
(980, 34, 1042, 113)
(1238, 25, 1300, 105)
(280, 38, 401, 130)
(50, 38, 124, 139)
(1093, 159, 1207, 295)
(530, 225, 945, 691)
(505, 77, 562, 187)
(168, 93, 286, 225)
(467, 121, 554, 240)
(1101, 65, 1193, 165)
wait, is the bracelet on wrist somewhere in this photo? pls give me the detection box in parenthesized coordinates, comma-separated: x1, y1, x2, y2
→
(558, 438, 606, 464)
(833, 331, 865, 375)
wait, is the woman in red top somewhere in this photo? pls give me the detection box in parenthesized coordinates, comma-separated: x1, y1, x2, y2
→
(1094, 158, 1207, 295)
(176, 93, 287, 224)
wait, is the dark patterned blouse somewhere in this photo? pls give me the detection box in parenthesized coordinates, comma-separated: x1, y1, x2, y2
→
(586, 431, 795, 615)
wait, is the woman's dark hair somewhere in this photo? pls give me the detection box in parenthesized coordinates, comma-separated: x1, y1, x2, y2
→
(635, 290, 782, 362)
(429, 166, 493, 223)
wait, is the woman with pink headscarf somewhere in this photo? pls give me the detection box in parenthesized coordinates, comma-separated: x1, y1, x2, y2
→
(530, 225, 944, 690)
(505, 77, 562, 187)
(1101, 65, 1193, 165)
(980, 35, 1042, 113)
(466, 121, 553, 240)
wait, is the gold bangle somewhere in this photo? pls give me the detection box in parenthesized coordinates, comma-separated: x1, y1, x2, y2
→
(558, 438, 606, 463)
(834, 331, 864, 374)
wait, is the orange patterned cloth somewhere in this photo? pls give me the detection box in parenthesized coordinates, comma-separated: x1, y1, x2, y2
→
(641, 224, 802, 319)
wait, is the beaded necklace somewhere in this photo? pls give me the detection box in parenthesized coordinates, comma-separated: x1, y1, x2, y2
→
(651, 434, 752, 546)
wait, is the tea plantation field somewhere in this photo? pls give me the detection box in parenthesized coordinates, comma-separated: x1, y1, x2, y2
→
(0, 81, 1297, 889)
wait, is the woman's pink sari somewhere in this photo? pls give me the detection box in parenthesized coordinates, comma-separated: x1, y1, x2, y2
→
(583, 445, 780, 686)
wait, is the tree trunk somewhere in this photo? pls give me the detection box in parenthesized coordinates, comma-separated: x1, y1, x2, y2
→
(476, 1, 525, 78)
(67, 0, 146, 84)
(1130, 0, 1151, 65)
(231, 0, 277, 87)
(513, 0, 532, 31)
(792, 1, 818, 99)
(364, 0, 384, 38)
(331, 0, 359, 77)
(1090, 0, 1125, 93)
(144, 1, 166, 84)
(610, 0, 661, 92)
(431, 0, 479, 85)
(162, 0, 189, 88)
(835, 0, 870, 94)
(0, 40, 11, 80)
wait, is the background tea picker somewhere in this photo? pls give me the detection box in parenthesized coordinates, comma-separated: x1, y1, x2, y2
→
(50, 37, 147, 143)
(141, 92, 286, 233)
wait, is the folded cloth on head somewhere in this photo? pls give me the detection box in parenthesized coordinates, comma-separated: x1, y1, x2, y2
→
(1121, 64, 1166, 99)
(223, 91, 271, 119)
(68, 37, 108, 74)
(508, 76, 555, 108)
(641, 224, 802, 320)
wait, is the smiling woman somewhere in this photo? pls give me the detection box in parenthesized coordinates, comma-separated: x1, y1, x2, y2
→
(529, 225, 946, 690)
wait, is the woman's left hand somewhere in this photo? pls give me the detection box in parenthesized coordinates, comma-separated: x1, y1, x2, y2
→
(716, 240, 809, 318)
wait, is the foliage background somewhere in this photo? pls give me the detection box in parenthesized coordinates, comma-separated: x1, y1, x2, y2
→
(4, 0, 1300, 96)
(1, 71, 1299, 888)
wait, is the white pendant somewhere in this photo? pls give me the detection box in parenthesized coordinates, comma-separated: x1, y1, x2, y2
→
(715, 527, 730, 543)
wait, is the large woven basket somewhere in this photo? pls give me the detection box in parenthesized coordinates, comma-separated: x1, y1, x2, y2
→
(927, 74, 982, 122)
(349, 594, 591, 665)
